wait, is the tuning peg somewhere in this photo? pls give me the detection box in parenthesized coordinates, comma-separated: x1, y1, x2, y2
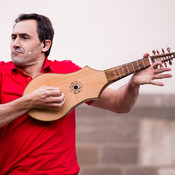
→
(152, 50, 156, 55)
(169, 60, 172, 65)
(167, 47, 171, 53)
(156, 49, 160, 55)
(162, 48, 165, 54)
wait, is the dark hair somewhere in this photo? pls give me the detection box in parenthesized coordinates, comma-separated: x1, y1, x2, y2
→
(15, 13, 54, 58)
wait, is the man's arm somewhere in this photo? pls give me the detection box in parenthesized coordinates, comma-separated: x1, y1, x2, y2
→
(91, 61, 172, 113)
(0, 95, 33, 128)
(0, 86, 65, 128)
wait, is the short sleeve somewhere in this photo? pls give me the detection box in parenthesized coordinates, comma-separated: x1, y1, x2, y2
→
(52, 60, 82, 74)
(85, 100, 94, 105)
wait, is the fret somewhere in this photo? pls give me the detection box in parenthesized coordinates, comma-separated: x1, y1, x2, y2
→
(125, 64, 130, 74)
(121, 65, 125, 76)
(141, 58, 146, 67)
(138, 59, 144, 69)
(135, 62, 140, 71)
(126, 63, 134, 73)
(112, 68, 118, 79)
(133, 61, 139, 71)
(118, 66, 125, 77)
(136, 60, 140, 70)
(122, 64, 129, 75)
(105, 69, 116, 82)
(113, 67, 121, 78)
(131, 62, 135, 71)
(105, 57, 151, 83)
(143, 57, 151, 67)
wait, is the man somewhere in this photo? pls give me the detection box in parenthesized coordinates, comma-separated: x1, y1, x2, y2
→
(0, 13, 172, 174)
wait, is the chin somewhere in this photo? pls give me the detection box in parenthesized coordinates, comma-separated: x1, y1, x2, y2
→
(12, 58, 24, 67)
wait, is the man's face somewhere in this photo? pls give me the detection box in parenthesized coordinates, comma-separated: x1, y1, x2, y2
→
(11, 19, 44, 67)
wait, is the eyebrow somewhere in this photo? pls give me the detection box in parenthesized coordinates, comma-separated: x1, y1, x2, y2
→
(11, 33, 31, 38)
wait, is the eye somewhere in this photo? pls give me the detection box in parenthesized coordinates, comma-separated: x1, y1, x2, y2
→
(20, 33, 31, 40)
(22, 35, 29, 40)
(11, 34, 16, 40)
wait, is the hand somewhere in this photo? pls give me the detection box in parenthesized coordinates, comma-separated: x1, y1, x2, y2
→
(131, 54, 172, 86)
(28, 86, 65, 111)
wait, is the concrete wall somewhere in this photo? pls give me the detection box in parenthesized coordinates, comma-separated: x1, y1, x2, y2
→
(76, 94, 175, 175)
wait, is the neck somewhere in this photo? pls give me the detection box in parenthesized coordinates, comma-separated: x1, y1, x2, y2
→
(18, 58, 45, 78)
(23, 65, 43, 78)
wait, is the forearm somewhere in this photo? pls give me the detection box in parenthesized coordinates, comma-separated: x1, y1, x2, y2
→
(92, 55, 172, 114)
(91, 77, 140, 114)
(0, 95, 31, 128)
(116, 78, 140, 113)
(0, 86, 65, 127)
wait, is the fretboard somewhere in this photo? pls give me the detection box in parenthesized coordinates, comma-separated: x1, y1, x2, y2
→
(105, 57, 151, 83)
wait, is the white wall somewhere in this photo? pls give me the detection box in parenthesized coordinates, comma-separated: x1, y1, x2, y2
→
(1, 0, 175, 94)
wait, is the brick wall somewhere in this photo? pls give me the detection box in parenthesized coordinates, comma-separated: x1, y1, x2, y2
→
(75, 94, 175, 175)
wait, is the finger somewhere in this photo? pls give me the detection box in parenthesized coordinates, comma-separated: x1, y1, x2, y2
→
(48, 90, 61, 97)
(47, 96, 65, 111)
(45, 87, 61, 96)
(154, 67, 172, 74)
(143, 53, 149, 58)
(152, 61, 163, 69)
(150, 80, 164, 86)
(41, 86, 58, 89)
(154, 73, 172, 79)
(42, 86, 60, 91)
(46, 93, 65, 103)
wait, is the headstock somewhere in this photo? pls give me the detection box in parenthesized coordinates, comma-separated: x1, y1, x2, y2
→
(150, 47, 175, 67)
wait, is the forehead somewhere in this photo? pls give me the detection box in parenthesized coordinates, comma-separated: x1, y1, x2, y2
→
(13, 19, 38, 36)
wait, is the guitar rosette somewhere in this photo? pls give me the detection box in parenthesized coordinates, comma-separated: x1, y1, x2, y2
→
(69, 81, 82, 94)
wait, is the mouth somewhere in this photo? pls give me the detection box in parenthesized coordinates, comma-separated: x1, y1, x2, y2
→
(12, 50, 23, 56)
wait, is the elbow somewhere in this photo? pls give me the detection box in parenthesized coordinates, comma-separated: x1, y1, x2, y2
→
(117, 108, 132, 114)
(113, 105, 133, 114)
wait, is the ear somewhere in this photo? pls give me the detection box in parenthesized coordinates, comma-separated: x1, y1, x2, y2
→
(41, 40, 51, 53)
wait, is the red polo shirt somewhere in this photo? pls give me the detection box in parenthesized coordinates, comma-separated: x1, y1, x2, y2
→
(0, 59, 82, 175)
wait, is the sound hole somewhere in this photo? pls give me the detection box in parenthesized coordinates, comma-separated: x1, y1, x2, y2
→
(74, 85, 78, 90)
(69, 81, 82, 94)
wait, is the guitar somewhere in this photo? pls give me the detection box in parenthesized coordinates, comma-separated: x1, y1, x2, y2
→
(23, 48, 175, 121)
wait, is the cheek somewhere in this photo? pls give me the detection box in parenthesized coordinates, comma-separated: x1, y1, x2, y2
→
(24, 49, 42, 62)
(27, 44, 43, 55)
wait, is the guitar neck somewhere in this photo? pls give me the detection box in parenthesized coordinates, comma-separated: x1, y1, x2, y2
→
(104, 57, 151, 83)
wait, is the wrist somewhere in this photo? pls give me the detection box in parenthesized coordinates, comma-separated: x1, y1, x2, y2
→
(128, 76, 140, 90)
(20, 94, 34, 111)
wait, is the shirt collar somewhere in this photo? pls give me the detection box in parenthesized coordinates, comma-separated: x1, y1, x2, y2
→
(11, 58, 53, 73)
(10, 63, 17, 72)
(42, 58, 52, 73)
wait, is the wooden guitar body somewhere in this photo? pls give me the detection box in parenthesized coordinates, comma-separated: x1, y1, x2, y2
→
(23, 48, 175, 121)
(23, 66, 108, 121)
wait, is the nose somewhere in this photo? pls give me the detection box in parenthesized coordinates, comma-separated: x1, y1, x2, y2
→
(11, 37, 21, 49)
